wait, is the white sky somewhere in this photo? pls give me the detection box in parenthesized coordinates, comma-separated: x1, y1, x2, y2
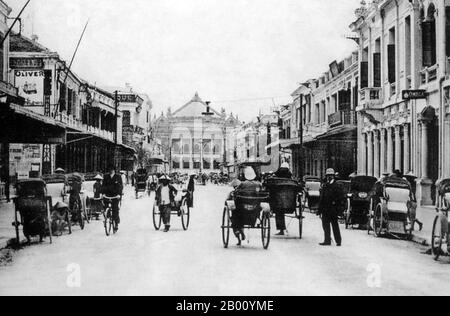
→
(8, 0, 360, 121)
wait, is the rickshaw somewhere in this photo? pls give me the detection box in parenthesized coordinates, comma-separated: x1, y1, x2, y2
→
(344, 175, 378, 229)
(12, 179, 53, 244)
(264, 177, 303, 238)
(222, 190, 271, 249)
(369, 176, 414, 239)
(152, 189, 191, 231)
(302, 176, 322, 213)
(431, 179, 450, 260)
(135, 169, 149, 199)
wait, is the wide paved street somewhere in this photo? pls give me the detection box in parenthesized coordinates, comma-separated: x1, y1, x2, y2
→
(1, 184, 450, 296)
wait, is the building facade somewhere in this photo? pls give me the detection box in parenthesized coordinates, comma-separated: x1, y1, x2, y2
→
(283, 52, 359, 180)
(231, 114, 280, 175)
(7, 33, 132, 178)
(154, 93, 240, 174)
(351, 0, 450, 205)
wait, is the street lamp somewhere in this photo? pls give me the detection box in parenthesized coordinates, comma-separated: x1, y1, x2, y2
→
(199, 101, 214, 173)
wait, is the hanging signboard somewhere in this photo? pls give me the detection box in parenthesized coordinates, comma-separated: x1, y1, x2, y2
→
(14, 70, 45, 106)
(10, 58, 44, 69)
(402, 90, 427, 100)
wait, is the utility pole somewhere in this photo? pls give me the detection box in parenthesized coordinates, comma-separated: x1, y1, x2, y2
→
(298, 94, 304, 180)
(114, 90, 119, 170)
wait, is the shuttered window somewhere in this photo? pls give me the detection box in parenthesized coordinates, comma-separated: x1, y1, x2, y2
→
(59, 83, 66, 112)
(422, 21, 437, 67)
(373, 53, 381, 87)
(361, 62, 369, 88)
(388, 45, 396, 83)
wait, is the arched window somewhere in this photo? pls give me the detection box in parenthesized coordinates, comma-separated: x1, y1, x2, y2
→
(183, 144, 190, 155)
(422, 4, 437, 67)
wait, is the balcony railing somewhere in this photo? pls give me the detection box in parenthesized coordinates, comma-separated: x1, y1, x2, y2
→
(328, 110, 357, 128)
(57, 113, 115, 142)
(421, 65, 438, 85)
(360, 87, 382, 107)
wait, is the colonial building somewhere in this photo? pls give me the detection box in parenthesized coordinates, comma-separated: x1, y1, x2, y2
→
(6, 32, 133, 177)
(231, 113, 280, 175)
(107, 86, 153, 170)
(351, 0, 450, 205)
(154, 93, 240, 174)
(284, 52, 359, 179)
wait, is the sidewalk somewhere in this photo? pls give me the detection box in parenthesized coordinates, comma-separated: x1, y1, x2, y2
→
(0, 201, 16, 250)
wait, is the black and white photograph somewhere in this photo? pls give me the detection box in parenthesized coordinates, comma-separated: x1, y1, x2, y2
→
(0, 0, 450, 299)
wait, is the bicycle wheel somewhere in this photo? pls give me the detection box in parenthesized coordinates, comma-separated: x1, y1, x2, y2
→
(153, 203, 162, 231)
(104, 210, 113, 237)
(181, 198, 190, 231)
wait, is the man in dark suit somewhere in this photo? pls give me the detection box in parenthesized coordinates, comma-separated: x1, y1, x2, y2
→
(318, 168, 344, 247)
(103, 166, 123, 229)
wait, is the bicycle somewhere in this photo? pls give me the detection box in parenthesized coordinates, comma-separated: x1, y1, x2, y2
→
(70, 193, 86, 230)
(103, 195, 121, 236)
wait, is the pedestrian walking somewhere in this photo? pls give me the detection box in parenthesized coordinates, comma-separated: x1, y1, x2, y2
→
(318, 168, 344, 247)
(155, 175, 178, 232)
(187, 174, 196, 208)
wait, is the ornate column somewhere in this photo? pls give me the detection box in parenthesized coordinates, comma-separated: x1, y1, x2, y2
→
(403, 123, 411, 174)
(419, 119, 433, 205)
(387, 127, 394, 174)
(360, 132, 368, 175)
(380, 129, 386, 175)
(374, 131, 380, 178)
(394, 125, 402, 171)
(367, 132, 374, 177)
(421, 121, 430, 179)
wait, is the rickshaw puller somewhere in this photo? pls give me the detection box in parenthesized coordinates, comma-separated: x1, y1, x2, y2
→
(273, 162, 293, 236)
(156, 175, 178, 232)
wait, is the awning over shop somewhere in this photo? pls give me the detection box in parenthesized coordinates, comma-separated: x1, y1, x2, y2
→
(1, 103, 66, 144)
(315, 126, 357, 143)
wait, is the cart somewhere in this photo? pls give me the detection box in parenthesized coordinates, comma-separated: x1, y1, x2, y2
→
(369, 176, 414, 239)
(12, 179, 53, 244)
(222, 191, 271, 249)
(264, 177, 303, 238)
(344, 176, 377, 229)
(152, 190, 191, 231)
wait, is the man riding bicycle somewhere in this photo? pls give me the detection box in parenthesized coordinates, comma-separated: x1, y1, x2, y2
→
(102, 166, 123, 230)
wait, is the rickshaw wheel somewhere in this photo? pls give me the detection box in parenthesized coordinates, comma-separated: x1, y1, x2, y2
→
(261, 212, 271, 249)
(432, 215, 444, 261)
(373, 204, 383, 238)
(295, 205, 303, 239)
(222, 207, 231, 248)
(368, 199, 374, 235)
(84, 200, 90, 225)
(181, 199, 190, 231)
(65, 210, 72, 235)
(46, 199, 53, 244)
(345, 199, 352, 229)
(153, 203, 162, 231)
